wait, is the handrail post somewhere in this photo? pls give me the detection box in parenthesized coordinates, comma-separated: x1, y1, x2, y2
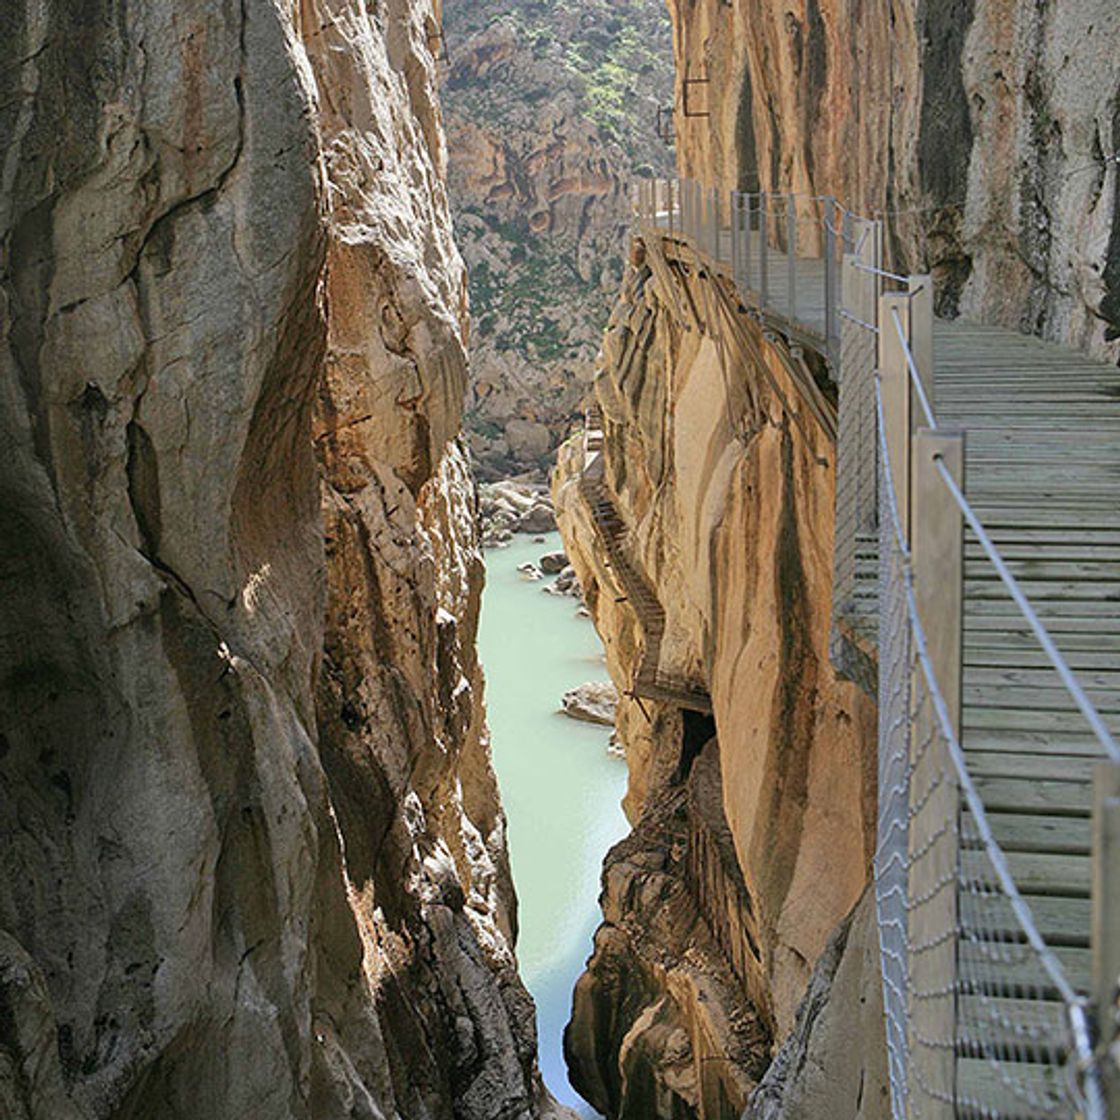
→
(879, 289, 913, 533)
(743, 194, 753, 295)
(730, 191, 740, 289)
(910, 426, 964, 1120)
(824, 196, 838, 363)
(787, 192, 797, 324)
(760, 192, 769, 310)
(909, 275, 934, 413)
(1093, 760, 1120, 1113)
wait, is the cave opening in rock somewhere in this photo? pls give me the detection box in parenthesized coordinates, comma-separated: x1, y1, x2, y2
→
(675, 710, 718, 785)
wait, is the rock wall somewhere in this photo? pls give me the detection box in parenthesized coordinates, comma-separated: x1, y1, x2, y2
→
(555, 251, 880, 1119)
(0, 2, 561, 1118)
(442, 0, 674, 478)
(668, 0, 1120, 360)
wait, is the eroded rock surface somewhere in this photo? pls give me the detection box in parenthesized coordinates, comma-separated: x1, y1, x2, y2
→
(0, 2, 563, 1117)
(560, 682, 618, 726)
(554, 256, 878, 1116)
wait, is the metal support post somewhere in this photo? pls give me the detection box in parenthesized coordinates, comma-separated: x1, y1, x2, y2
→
(787, 193, 797, 324)
(760, 192, 769, 310)
(730, 191, 740, 289)
(710, 187, 719, 261)
(879, 290, 913, 534)
(1093, 761, 1120, 1113)
(743, 194, 753, 295)
(909, 426, 964, 1120)
(824, 196, 838, 363)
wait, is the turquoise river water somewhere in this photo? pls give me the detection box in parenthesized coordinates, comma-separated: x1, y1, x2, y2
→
(478, 531, 629, 1117)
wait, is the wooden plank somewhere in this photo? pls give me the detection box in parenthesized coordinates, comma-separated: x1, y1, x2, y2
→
(969, 811, 1091, 855)
(960, 849, 1090, 898)
(964, 707, 1119, 736)
(965, 667, 1120, 691)
(959, 942, 1092, 995)
(963, 728, 1111, 757)
(963, 752, 1096, 783)
(957, 994, 1068, 1056)
(971, 775, 1092, 816)
(963, 684, 1120, 715)
(959, 893, 1091, 947)
(956, 1057, 1070, 1119)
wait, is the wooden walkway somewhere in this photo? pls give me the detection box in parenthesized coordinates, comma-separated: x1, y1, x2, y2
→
(579, 412, 712, 715)
(637, 215, 1120, 1116)
(936, 319, 1120, 1115)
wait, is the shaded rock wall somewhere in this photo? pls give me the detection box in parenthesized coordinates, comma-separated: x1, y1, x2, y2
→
(0, 2, 559, 1117)
(669, 0, 1120, 359)
(442, 0, 674, 477)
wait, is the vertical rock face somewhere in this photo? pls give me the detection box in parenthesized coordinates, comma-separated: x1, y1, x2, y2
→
(554, 256, 879, 1118)
(668, 0, 1120, 359)
(1, 2, 555, 1118)
(441, 0, 674, 478)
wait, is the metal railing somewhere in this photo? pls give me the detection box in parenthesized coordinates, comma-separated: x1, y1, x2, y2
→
(630, 175, 1120, 1119)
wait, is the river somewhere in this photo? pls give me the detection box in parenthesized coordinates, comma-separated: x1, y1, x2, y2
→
(478, 531, 629, 1117)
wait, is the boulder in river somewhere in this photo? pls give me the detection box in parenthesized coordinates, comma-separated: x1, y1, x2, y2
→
(517, 562, 542, 581)
(517, 503, 557, 533)
(560, 681, 619, 726)
(539, 550, 568, 574)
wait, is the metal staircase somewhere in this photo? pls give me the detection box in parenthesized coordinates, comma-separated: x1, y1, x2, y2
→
(578, 413, 712, 715)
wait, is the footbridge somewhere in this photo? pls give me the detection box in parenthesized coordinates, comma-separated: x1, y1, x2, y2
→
(630, 178, 1120, 1119)
(580, 405, 713, 714)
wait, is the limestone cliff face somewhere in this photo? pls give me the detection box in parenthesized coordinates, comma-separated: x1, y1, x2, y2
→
(557, 8, 1118, 1118)
(555, 254, 880, 1118)
(0, 3, 555, 1118)
(667, 0, 1120, 360)
(442, 0, 674, 478)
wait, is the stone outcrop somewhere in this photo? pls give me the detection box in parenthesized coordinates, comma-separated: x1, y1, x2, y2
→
(560, 682, 618, 726)
(565, 741, 771, 1120)
(667, 0, 1120, 361)
(0, 2, 564, 1117)
(555, 254, 879, 1118)
(744, 890, 889, 1120)
(442, 0, 675, 478)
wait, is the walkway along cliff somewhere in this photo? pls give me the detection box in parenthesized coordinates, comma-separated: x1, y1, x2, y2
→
(555, 4, 1120, 1119)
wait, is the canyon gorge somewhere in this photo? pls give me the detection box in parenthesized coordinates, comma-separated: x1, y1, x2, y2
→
(442, 0, 673, 479)
(2, 1, 1119, 1120)
(552, 1, 1119, 1118)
